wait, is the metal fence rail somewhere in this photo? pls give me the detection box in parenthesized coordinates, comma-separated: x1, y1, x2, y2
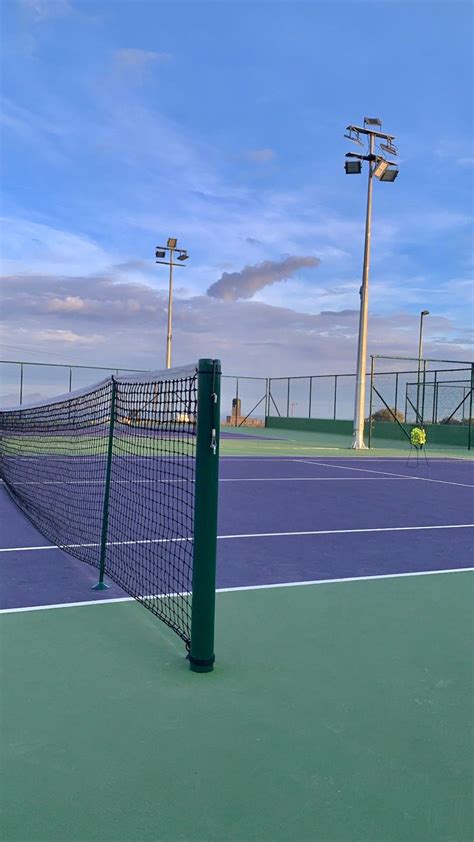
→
(2, 356, 473, 435)
(0, 360, 269, 427)
(367, 355, 474, 449)
(267, 373, 358, 421)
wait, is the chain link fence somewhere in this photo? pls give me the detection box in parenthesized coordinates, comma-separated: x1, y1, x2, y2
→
(0, 361, 269, 428)
(267, 373, 359, 421)
(368, 355, 473, 447)
(2, 356, 472, 437)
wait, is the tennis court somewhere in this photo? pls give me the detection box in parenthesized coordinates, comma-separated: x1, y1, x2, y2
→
(1, 432, 473, 842)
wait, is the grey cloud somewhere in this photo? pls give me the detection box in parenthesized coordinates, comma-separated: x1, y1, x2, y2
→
(113, 260, 152, 272)
(1, 272, 472, 384)
(319, 309, 357, 318)
(243, 149, 275, 163)
(206, 256, 321, 302)
(19, 0, 71, 20)
(1, 273, 167, 322)
(114, 49, 171, 68)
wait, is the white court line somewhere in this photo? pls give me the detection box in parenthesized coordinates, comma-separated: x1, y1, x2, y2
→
(1, 566, 473, 615)
(222, 477, 408, 482)
(292, 459, 474, 489)
(220, 455, 474, 463)
(1, 476, 410, 487)
(1, 523, 473, 554)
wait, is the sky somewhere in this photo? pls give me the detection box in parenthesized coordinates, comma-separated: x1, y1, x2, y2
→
(1, 0, 473, 396)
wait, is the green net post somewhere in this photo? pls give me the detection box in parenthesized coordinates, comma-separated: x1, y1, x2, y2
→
(92, 378, 116, 591)
(189, 359, 221, 672)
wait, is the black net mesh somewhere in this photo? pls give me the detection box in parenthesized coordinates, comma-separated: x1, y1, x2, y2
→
(0, 366, 198, 647)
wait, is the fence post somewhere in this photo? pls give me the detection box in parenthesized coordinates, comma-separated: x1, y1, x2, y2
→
(308, 377, 312, 419)
(421, 360, 427, 424)
(69, 367, 73, 392)
(235, 378, 239, 426)
(265, 378, 270, 421)
(286, 378, 290, 418)
(92, 378, 116, 591)
(468, 364, 473, 451)
(431, 370, 437, 424)
(368, 356, 375, 448)
(189, 359, 221, 672)
(333, 375, 338, 420)
(19, 363, 24, 405)
(394, 372, 399, 418)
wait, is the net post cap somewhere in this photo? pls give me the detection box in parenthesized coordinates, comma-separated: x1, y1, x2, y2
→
(198, 358, 221, 372)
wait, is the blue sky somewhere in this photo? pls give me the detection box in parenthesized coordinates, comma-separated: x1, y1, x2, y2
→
(1, 0, 473, 390)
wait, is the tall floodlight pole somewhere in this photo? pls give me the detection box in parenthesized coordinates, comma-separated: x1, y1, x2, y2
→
(166, 245, 175, 369)
(155, 238, 189, 368)
(416, 310, 430, 421)
(344, 118, 399, 448)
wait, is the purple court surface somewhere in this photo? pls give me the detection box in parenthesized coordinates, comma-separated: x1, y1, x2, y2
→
(1, 455, 473, 611)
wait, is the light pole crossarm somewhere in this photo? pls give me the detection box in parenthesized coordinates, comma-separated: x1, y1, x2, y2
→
(346, 124, 396, 142)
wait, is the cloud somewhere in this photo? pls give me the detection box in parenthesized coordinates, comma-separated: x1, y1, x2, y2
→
(0, 217, 113, 276)
(113, 49, 172, 68)
(243, 149, 275, 163)
(206, 256, 321, 302)
(28, 329, 104, 346)
(1, 273, 165, 321)
(1, 272, 472, 390)
(18, 0, 71, 20)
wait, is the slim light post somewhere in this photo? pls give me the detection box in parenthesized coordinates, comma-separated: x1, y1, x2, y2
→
(155, 238, 189, 368)
(344, 118, 399, 448)
(416, 310, 430, 422)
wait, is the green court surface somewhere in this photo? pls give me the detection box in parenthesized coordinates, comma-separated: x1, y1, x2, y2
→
(221, 425, 473, 458)
(2, 572, 473, 842)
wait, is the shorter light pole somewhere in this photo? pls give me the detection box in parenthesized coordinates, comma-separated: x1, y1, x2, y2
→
(155, 238, 189, 368)
(416, 310, 430, 422)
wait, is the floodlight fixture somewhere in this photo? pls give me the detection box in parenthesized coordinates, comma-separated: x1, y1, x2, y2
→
(155, 248, 166, 259)
(380, 141, 398, 156)
(345, 160, 362, 174)
(167, 237, 178, 249)
(373, 159, 389, 179)
(176, 251, 189, 261)
(421, 310, 430, 316)
(379, 165, 399, 182)
(364, 117, 382, 127)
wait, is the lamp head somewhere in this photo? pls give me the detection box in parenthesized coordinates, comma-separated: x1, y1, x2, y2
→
(345, 160, 362, 174)
(379, 165, 399, 182)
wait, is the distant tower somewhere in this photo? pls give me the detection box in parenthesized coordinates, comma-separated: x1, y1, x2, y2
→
(232, 398, 241, 423)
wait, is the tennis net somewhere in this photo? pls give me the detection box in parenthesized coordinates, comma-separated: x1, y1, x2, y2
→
(0, 359, 221, 671)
